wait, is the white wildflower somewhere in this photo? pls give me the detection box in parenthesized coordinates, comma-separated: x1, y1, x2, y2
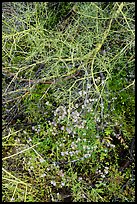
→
(75, 103, 79, 108)
(39, 158, 45, 163)
(75, 150, 80, 154)
(61, 152, 65, 156)
(41, 173, 46, 177)
(82, 194, 86, 198)
(77, 138, 81, 142)
(53, 162, 57, 166)
(93, 145, 97, 149)
(110, 144, 115, 148)
(84, 153, 91, 158)
(96, 135, 100, 138)
(104, 169, 109, 174)
(61, 182, 65, 186)
(45, 101, 50, 105)
(83, 145, 86, 150)
(30, 166, 34, 170)
(87, 84, 91, 89)
(52, 121, 57, 126)
(65, 151, 69, 155)
(54, 106, 67, 119)
(71, 142, 77, 149)
(66, 127, 72, 134)
(82, 105, 85, 109)
(61, 126, 65, 131)
(79, 91, 82, 96)
(86, 99, 90, 103)
(59, 143, 63, 147)
(78, 177, 82, 181)
(69, 151, 74, 156)
(58, 170, 64, 177)
(28, 137, 32, 142)
(32, 126, 35, 130)
(51, 181, 56, 186)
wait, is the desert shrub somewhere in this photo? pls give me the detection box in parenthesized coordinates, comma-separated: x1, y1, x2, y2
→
(2, 2, 135, 202)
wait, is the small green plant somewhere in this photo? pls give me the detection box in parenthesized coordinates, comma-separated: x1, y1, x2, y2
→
(2, 2, 135, 202)
(46, 2, 75, 29)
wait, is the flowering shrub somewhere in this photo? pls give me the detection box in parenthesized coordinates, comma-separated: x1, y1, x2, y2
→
(2, 2, 135, 202)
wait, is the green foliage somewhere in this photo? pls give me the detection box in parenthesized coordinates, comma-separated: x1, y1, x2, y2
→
(46, 2, 75, 29)
(2, 2, 135, 202)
